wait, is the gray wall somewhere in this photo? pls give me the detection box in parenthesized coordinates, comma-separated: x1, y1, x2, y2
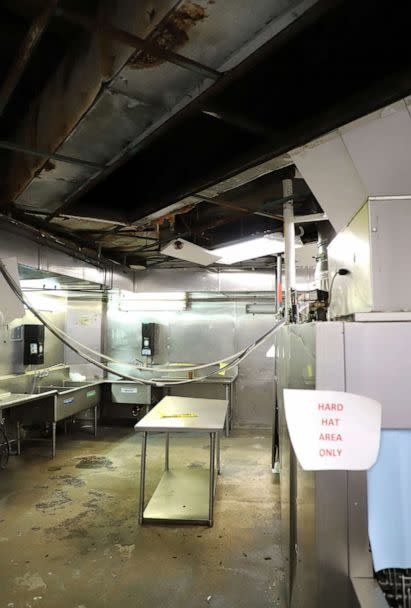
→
(0, 297, 66, 378)
(106, 299, 275, 426)
(63, 297, 104, 379)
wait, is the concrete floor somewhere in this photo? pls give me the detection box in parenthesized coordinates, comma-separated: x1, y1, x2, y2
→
(0, 426, 286, 608)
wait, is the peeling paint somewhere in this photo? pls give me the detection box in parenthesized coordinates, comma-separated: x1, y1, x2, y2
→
(128, 3, 206, 69)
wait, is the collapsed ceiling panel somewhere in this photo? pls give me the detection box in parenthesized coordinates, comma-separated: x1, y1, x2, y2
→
(2, 0, 411, 270)
(5, 0, 315, 217)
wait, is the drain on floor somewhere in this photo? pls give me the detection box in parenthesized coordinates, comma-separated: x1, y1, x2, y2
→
(75, 456, 115, 470)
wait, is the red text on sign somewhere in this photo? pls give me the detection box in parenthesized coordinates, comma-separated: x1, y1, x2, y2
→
(319, 433, 342, 441)
(321, 418, 340, 426)
(318, 403, 344, 411)
(319, 448, 342, 457)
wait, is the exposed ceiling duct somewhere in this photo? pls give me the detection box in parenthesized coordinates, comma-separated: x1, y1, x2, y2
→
(1, 0, 411, 269)
(291, 98, 411, 232)
(2, 0, 316, 218)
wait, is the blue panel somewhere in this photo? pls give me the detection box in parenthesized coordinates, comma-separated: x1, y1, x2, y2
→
(368, 429, 411, 571)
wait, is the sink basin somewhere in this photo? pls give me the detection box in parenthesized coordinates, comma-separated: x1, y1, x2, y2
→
(36, 380, 95, 394)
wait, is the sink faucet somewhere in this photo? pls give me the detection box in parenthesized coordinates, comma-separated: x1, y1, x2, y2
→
(30, 369, 49, 394)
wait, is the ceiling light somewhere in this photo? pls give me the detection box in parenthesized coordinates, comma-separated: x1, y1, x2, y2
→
(129, 264, 146, 271)
(213, 233, 302, 265)
(161, 239, 220, 266)
(118, 291, 187, 312)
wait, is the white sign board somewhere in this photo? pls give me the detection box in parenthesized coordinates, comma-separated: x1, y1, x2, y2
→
(284, 389, 381, 470)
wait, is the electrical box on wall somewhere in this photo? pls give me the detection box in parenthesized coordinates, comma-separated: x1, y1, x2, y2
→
(141, 323, 155, 357)
(23, 324, 45, 365)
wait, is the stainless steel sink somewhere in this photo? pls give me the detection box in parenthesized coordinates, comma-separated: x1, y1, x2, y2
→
(37, 381, 101, 422)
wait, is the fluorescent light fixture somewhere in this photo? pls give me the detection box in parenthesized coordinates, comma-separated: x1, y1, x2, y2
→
(119, 291, 186, 312)
(161, 239, 220, 266)
(160, 233, 303, 267)
(214, 233, 302, 265)
(23, 292, 66, 312)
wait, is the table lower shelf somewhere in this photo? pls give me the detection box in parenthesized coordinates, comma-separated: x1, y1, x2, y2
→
(143, 468, 211, 524)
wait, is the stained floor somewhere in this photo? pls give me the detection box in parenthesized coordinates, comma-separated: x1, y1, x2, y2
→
(0, 426, 285, 608)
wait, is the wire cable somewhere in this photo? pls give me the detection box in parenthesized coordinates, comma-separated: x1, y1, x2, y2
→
(0, 259, 285, 387)
(327, 268, 350, 320)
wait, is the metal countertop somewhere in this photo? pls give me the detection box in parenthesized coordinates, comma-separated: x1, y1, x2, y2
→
(0, 391, 56, 410)
(134, 396, 228, 433)
(109, 373, 237, 385)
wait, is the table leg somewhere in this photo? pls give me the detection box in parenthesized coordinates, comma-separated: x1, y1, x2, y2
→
(209, 432, 216, 527)
(165, 432, 170, 471)
(94, 405, 98, 437)
(139, 431, 148, 525)
(225, 385, 230, 437)
(52, 421, 56, 459)
(217, 431, 221, 475)
(16, 421, 21, 455)
(230, 383, 234, 432)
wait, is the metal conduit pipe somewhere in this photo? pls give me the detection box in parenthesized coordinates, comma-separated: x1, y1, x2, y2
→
(282, 179, 296, 322)
(276, 254, 282, 313)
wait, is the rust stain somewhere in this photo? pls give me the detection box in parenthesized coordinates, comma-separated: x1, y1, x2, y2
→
(128, 2, 206, 70)
(43, 160, 56, 172)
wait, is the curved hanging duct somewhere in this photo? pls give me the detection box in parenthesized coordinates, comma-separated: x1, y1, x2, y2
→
(290, 98, 411, 232)
(3, 0, 317, 218)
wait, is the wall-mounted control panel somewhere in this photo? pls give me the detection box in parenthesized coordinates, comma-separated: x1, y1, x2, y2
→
(141, 322, 155, 357)
(22, 324, 45, 365)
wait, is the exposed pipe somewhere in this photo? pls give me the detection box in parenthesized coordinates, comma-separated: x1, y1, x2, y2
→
(0, 140, 104, 170)
(276, 254, 282, 313)
(191, 194, 283, 221)
(283, 179, 295, 321)
(0, 256, 285, 385)
(294, 212, 328, 223)
(0, 0, 58, 117)
(56, 8, 222, 81)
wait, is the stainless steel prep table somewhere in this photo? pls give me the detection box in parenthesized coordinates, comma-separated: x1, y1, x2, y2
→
(134, 395, 228, 527)
(158, 372, 237, 437)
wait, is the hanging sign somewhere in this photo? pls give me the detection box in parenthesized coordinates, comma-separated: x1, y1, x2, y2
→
(283, 389, 381, 470)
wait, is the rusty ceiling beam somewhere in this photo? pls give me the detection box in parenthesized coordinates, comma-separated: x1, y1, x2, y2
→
(201, 108, 275, 139)
(0, 0, 58, 117)
(0, 140, 105, 169)
(56, 8, 222, 81)
(191, 194, 284, 221)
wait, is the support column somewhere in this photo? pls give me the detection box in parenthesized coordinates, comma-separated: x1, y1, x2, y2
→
(283, 179, 296, 322)
(276, 254, 282, 313)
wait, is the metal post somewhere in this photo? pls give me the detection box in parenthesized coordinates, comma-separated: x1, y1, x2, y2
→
(217, 432, 221, 475)
(283, 178, 296, 322)
(165, 432, 170, 471)
(276, 254, 283, 312)
(94, 405, 98, 437)
(225, 385, 230, 437)
(16, 421, 21, 455)
(230, 383, 234, 432)
(139, 432, 148, 524)
(52, 421, 56, 459)
(208, 432, 216, 527)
